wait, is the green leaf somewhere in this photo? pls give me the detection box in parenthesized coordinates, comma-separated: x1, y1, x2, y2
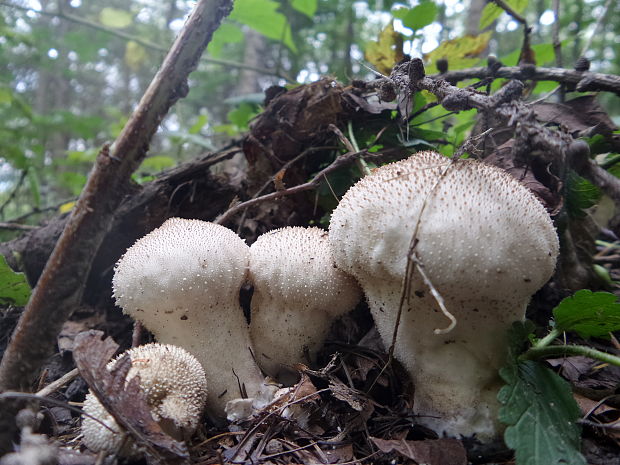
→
(402, 1, 438, 30)
(60, 172, 87, 196)
(141, 155, 176, 172)
(291, 0, 317, 18)
(208, 23, 244, 58)
(391, 7, 409, 20)
(230, 0, 297, 52)
(502, 42, 556, 67)
(364, 22, 404, 75)
(498, 359, 586, 465)
(479, 3, 503, 30)
(124, 40, 148, 71)
(565, 171, 600, 219)
(0, 86, 12, 105)
(480, 0, 529, 30)
(553, 289, 620, 338)
(506, 320, 536, 362)
(227, 102, 257, 129)
(66, 149, 97, 164)
(189, 114, 209, 135)
(166, 131, 216, 150)
(532, 80, 558, 94)
(27, 169, 41, 209)
(424, 32, 491, 74)
(0, 254, 31, 306)
(212, 124, 239, 137)
(99, 8, 133, 29)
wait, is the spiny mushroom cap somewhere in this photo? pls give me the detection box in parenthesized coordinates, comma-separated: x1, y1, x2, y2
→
(113, 218, 249, 326)
(328, 151, 559, 438)
(112, 218, 265, 414)
(329, 150, 558, 314)
(250, 227, 361, 309)
(81, 343, 207, 455)
(249, 227, 362, 378)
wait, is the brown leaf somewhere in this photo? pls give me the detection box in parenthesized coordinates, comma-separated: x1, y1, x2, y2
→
(533, 95, 617, 137)
(370, 437, 467, 465)
(273, 169, 286, 191)
(328, 378, 368, 412)
(484, 143, 563, 214)
(323, 443, 355, 464)
(343, 91, 397, 114)
(58, 315, 103, 353)
(573, 393, 616, 417)
(364, 23, 404, 76)
(73, 330, 189, 465)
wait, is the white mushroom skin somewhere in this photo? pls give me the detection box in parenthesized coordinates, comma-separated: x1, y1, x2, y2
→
(328, 151, 559, 439)
(249, 227, 362, 381)
(112, 218, 264, 415)
(81, 343, 207, 455)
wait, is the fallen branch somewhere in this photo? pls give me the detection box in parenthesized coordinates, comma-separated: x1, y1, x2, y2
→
(0, 0, 233, 452)
(431, 65, 620, 95)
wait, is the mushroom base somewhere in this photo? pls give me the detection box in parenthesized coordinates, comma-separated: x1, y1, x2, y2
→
(250, 298, 336, 381)
(140, 304, 265, 416)
(366, 286, 524, 440)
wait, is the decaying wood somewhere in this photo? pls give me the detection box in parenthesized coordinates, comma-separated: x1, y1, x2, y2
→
(0, 0, 234, 451)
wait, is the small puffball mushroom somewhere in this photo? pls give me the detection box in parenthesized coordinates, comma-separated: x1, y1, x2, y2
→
(81, 343, 207, 455)
(249, 227, 362, 381)
(112, 218, 264, 415)
(328, 151, 559, 440)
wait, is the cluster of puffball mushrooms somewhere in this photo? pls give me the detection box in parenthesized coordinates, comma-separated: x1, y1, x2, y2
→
(81, 151, 559, 454)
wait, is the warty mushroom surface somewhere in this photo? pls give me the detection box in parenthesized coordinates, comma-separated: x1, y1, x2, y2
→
(81, 343, 207, 456)
(328, 150, 559, 439)
(112, 218, 264, 416)
(248, 226, 362, 382)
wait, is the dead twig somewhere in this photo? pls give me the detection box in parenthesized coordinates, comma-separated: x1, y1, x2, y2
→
(493, 0, 526, 25)
(216, 149, 390, 226)
(0, 222, 38, 231)
(35, 368, 79, 398)
(235, 145, 336, 234)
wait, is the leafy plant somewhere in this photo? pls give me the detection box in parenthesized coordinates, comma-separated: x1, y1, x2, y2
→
(0, 255, 31, 306)
(498, 291, 620, 465)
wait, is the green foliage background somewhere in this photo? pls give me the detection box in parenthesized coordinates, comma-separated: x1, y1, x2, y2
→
(0, 0, 618, 238)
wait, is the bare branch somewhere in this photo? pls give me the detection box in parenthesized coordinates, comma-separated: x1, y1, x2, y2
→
(0, 222, 37, 231)
(493, 0, 527, 25)
(429, 65, 620, 95)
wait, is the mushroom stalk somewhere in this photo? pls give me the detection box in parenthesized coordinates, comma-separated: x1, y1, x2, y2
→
(328, 151, 559, 439)
(249, 227, 361, 382)
(113, 218, 264, 416)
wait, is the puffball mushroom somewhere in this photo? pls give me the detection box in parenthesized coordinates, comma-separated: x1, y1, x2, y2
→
(112, 218, 264, 415)
(328, 151, 559, 439)
(81, 343, 207, 455)
(249, 227, 362, 381)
